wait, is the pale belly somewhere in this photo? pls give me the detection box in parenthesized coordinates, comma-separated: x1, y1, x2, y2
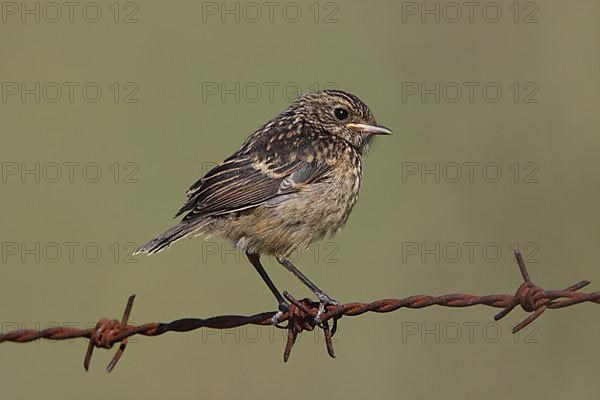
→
(210, 167, 362, 257)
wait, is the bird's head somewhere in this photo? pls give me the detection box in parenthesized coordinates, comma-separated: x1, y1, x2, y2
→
(295, 89, 392, 153)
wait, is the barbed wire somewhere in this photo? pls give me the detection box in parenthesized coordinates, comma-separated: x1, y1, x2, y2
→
(2, 252, 599, 371)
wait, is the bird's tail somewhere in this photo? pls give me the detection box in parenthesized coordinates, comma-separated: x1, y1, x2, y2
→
(133, 220, 208, 255)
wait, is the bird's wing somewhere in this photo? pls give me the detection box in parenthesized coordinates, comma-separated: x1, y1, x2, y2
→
(175, 151, 333, 221)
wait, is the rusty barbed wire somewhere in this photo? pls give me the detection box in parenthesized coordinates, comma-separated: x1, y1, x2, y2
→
(2, 252, 600, 371)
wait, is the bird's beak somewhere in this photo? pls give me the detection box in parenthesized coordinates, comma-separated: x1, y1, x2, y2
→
(346, 123, 393, 135)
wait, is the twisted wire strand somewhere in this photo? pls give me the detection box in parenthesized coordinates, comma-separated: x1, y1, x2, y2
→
(1, 252, 598, 370)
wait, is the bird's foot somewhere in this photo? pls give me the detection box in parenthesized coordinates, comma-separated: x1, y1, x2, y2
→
(271, 301, 290, 325)
(271, 311, 284, 325)
(314, 293, 339, 326)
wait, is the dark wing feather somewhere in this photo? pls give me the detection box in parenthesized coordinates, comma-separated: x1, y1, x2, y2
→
(175, 154, 332, 221)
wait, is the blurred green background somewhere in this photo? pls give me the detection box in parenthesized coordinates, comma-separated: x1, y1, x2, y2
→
(1, 0, 599, 398)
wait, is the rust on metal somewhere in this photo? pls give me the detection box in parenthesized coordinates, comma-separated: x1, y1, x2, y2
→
(1, 252, 599, 371)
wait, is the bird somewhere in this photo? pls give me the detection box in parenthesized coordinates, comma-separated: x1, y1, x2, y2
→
(134, 89, 392, 323)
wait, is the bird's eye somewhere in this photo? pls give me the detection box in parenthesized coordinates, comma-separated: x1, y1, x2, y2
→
(334, 107, 349, 121)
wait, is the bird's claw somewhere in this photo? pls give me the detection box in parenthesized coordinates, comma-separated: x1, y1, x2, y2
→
(271, 301, 290, 325)
(314, 294, 339, 326)
(271, 310, 284, 325)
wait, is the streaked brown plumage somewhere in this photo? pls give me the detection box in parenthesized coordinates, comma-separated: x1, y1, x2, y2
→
(135, 90, 391, 322)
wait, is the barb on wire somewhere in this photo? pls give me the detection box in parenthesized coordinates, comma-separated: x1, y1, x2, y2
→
(1, 252, 600, 371)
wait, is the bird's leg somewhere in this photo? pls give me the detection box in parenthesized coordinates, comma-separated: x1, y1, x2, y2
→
(246, 252, 289, 324)
(276, 256, 339, 325)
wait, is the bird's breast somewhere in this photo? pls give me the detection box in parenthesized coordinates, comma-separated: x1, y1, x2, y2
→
(212, 149, 364, 257)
